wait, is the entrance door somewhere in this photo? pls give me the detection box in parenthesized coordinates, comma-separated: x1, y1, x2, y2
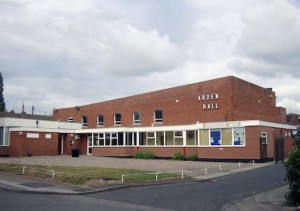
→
(275, 137, 284, 163)
(87, 135, 92, 155)
(58, 134, 64, 155)
(260, 137, 268, 162)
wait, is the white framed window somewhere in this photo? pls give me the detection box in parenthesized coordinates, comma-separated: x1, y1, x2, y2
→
(97, 114, 104, 126)
(81, 115, 87, 127)
(114, 113, 122, 125)
(174, 131, 183, 145)
(133, 112, 141, 124)
(261, 132, 267, 144)
(67, 117, 74, 122)
(154, 110, 163, 123)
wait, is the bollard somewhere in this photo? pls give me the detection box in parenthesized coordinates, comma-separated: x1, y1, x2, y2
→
(181, 170, 184, 179)
(51, 170, 55, 178)
(22, 166, 26, 175)
(238, 162, 241, 168)
(204, 168, 208, 175)
(219, 165, 222, 172)
(122, 175, 124, 183)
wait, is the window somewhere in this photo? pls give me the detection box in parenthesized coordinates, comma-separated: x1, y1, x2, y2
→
(67, 117, 74, 122)
(114, 113, 122, 125)
(154, 110, 163, 123)
(210, 129, 221, 145)
(81, 115, 87, 127)
(133, 112, 141, 124)
(174, 131, 183, 145)
(147, 132, 155, 145)
(97, 115, 104, 126)
(233, 128, 245, 145)
(261, 132, 267, 144)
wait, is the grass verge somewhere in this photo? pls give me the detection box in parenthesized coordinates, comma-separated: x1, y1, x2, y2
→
(0, 163, 181, 186)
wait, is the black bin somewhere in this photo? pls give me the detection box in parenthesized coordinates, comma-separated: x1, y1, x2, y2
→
(72, 148, 80, 157)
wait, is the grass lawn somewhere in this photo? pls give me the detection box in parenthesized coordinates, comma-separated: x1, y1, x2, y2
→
(0, 163, 181, 186)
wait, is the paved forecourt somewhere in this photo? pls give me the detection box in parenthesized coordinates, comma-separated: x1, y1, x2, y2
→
(0, 155, 272, 173)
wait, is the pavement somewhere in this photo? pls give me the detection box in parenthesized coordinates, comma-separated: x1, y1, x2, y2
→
(0, 155, 299, 210)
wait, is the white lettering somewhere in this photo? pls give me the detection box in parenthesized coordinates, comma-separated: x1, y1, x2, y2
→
(216, 103, 219, 108)
(203, 104, 206, 110)
(215, 94, 219, 99)
(202, 95, 205, 100)
(206, 95, 210, 100)
(207, 104, 211, 109)
(211, 94, 214, 100)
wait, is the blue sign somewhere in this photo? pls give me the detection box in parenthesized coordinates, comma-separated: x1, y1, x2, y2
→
(292, 130, 298, 136)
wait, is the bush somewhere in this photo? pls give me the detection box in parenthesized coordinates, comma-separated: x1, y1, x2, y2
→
(186, 155, 198, 161)
(285, 148, 300, 206)
(285, 128, 300, 206)
(173, 152, 185, 160)
(134, 151, 154, 159)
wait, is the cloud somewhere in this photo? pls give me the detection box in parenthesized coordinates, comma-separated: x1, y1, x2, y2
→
(230, 0, 300, 77)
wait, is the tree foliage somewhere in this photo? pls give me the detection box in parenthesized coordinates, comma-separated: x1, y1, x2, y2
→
(285, 128, 300, 206)
(0, 72, 5, 112)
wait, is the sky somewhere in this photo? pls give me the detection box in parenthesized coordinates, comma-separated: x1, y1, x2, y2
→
(1, 0, 300, 115)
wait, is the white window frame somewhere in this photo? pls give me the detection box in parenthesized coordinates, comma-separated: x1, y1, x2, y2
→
(97, 114, 104, 126)
(154, 110, 163, 123)
(67, 117, 74, 122)
(81, 116, 87, 127)
(261, 132, 267, 144)
(114, 113, 122, 125)
(133, 112, 141, 124)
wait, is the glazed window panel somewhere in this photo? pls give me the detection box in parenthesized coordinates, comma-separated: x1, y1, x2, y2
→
(233, 128, 245, 145)
(174, 131, 183, 146)
(67, 117, 74, 122)
(261, 132, 267, 144)
(210, 129, 221, 145)
(156, 131, 164, 146)
(147, 132, 155, 145)
(97, 115, 104, 126)
(114, 113, 122, 125)
(81, 115, 87, 127)
(111, 133, 118, 146)
(222, 128, 232, 145)
(105, 133, 111, 146)
(154, 110, 163, 123)
(165, 131, 174, 145)
(93, 133, 99, 146)
(199, 129, 209, 146)
(133, 112, 141, 124)
(187, 130, 196, 145)
(99, 133, 104, 145)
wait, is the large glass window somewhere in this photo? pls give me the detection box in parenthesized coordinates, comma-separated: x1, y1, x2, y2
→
(97, 115, 104, 126)
(174, 131, 183, 145)
(154, 110, 163, 123)
(156, 131, 164, 146)
(210, 129, 221, 145)
(147, 132, 155, 145)
(114, 113, 122, 125)
(81, 115, 87, 127)
(222, 128, 232, 145)
(200, 129, 209, 146)
(133, 112, 141, 124)
(187, 130, 196, 145)
(233, 128, 245, 145)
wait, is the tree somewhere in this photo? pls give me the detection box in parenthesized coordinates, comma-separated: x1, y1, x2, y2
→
(0, 72, 5, 112)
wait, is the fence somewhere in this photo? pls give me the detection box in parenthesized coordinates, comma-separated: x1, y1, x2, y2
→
(121, 160, 255, 183)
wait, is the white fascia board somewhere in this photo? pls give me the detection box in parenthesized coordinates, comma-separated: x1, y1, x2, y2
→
(9, 127, 76, 133)
(75, 120, 297, 134)
(0, 117, 81, 130)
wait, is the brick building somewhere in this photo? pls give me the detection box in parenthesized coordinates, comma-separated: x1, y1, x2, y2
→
(0, 76, 297, 161)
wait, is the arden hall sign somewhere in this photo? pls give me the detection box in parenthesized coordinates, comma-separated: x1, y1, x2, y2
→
(198, 93, 219, 110)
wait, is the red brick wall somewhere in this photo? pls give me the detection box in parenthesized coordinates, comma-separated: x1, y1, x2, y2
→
(0, 147, 9, 156)
(53, 76, 280, 128)
(92, 147, 134, 157)
(9, 131, 59, 157)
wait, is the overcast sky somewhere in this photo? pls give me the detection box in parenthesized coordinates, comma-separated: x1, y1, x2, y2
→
(1, 0, 300, 115)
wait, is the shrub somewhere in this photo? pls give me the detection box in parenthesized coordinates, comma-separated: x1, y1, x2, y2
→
(186, 155, 198, 161)
(173, 152, 185, 160)
(285, 148, 300, 206)
(134, 151, 154, 159)
(285, 129, 300, 206)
